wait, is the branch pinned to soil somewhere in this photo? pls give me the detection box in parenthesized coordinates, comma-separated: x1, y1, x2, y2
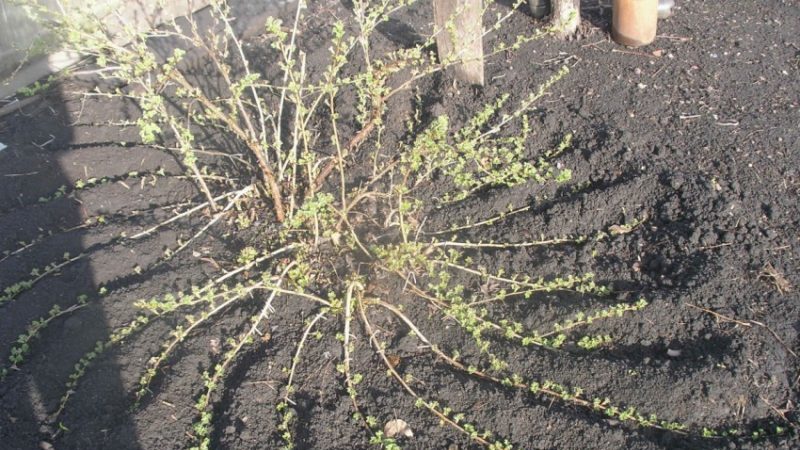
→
(684, 302, 798, 359)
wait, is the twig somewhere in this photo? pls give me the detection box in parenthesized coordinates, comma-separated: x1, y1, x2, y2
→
(130, 187, 250, 239)
(3, 172, 39, 177)
(684, 303, 752, 328)
(168, 186, 253, 257)
(0, 98, 29, 119)
(283, 311, 326, 403)
(432, 237, 577, 250)
(360, 299, 493, 447)
(750, 320, 799, 359)
(611, 48, 657, 58)
(685, 303, 798, 358)
(309, 98, 382, 196)
(656, 34, 692, 42)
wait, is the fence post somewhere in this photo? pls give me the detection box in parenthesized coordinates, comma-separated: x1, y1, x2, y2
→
(551, 0, 580, 37)
(432, 0, 484, 86)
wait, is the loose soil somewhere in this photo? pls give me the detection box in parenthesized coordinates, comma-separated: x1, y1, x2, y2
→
(1, 1, 798, 449)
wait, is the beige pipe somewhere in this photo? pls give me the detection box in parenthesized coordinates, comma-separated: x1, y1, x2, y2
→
(612, 0, 658, 47)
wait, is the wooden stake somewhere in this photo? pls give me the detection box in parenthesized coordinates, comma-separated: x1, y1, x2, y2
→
(551, 0, 580, 38)
(432, 0, 484, 86)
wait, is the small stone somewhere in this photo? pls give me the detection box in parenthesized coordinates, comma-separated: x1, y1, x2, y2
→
(667, 348, 682, 358)
(224, 425, 236, 435)
(669, 174, 685, 190)
(39, 442, 54, 450)
(701, 232, 718, 246)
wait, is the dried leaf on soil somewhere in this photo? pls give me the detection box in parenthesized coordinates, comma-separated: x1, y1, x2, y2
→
(609, 224, 634, 235)
(384, 418, 413, 438)
(386, 354, 401, 368)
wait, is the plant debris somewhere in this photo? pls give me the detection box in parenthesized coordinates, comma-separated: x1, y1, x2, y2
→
(760, 263, 792, 294)
(384, 418, 413, 438)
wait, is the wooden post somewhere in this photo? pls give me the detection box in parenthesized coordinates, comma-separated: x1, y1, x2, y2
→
(432, 0, 484, 86)
(551, 0, 580, 38)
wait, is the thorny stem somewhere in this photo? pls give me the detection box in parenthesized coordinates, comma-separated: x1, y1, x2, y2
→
(4, 301, 87, 372)
(0, 252, 86, 308)
(342, 281, 362, 377)
(327, 90, 349, 213)
(259, 285, 331, 307)
(383, 1, 546, 101)
(388, 269, 560, 349)
(169, 186, 253, 258)
(308, 96, 383, 198)
(170, 73, 286, 221)
(284, 311, 326, 403)
(371, 298, 690, 437)
(197, 244, 299, 296)
(135, 280, 265, 401)
(275, 0, 306, 162)
(342, 281, 363, 419)
(130, 187, 252, 239)
(361, 299, 493, 447)
(287, 52, 307, 218)
(308, 7, 555, 200)
(441, 260, 542, 289)
(209, 1, 269, 149)
(424, 204, 532, 235)
(167, 121, 218, 211)
(190, 265, 294, 448)
(432, 237, 578, 250)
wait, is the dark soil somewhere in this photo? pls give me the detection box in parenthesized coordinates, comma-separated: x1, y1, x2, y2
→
(1, 1, 799, 449)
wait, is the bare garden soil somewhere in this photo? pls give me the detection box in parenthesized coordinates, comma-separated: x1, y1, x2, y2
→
(1, 0, 798, 449)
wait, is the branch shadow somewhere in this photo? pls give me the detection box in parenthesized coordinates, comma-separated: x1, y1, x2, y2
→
(0, 1, 298, 449)
(0, 70, 141, 449)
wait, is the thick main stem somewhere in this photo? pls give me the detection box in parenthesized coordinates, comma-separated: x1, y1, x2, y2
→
(171, 74, 286, 221)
